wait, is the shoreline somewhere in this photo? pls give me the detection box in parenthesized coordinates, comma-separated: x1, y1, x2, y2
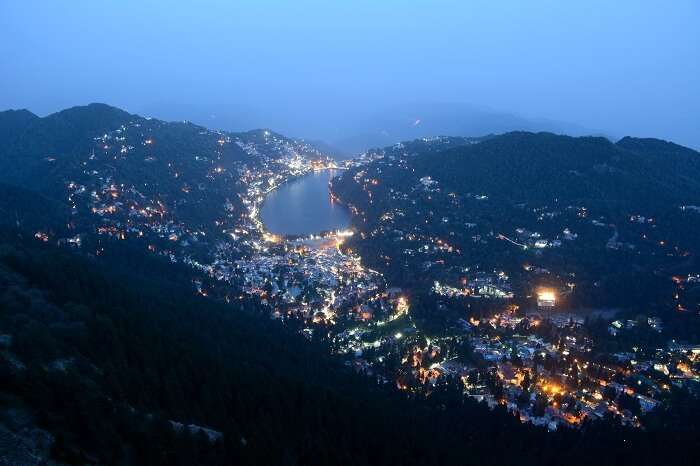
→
(258, 167, 351, 239)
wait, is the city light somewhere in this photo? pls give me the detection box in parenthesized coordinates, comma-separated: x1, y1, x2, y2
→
(537, 289, 557, 308)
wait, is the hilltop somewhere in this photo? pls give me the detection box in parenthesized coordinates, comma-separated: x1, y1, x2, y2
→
(408, 131, 700, 206)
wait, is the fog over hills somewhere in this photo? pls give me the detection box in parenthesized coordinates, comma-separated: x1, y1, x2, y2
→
(329, 102, 600, 155)
(138, 100, 601, 157)
(3, 1, 698, 150)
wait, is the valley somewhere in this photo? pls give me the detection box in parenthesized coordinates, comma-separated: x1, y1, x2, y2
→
(1, 105, 699, 464)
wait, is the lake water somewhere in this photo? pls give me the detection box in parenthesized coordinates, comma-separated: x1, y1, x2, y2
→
(261, 169, 351, 236)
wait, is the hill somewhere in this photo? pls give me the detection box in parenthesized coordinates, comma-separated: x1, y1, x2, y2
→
(409, 131, 700, 206)
(0, 104, 331, 264)
(0, 109, 39, 144)
(332, 131, 700, 311)
(0, 104, 134, 189)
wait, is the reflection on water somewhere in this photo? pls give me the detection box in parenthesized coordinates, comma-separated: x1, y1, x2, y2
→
(261, 169, 350, 236)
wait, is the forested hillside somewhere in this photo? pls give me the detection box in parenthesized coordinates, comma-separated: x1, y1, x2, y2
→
(332, 132, 700, 320)
(410, 132, 700, 206)
(1, 222, 698, 465)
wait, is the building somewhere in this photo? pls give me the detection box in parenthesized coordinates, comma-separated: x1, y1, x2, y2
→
(537, 290, 557, 309)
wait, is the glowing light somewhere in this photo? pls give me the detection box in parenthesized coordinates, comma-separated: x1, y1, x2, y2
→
(263, 232, 281, 243)
(537, 289, 557, 308)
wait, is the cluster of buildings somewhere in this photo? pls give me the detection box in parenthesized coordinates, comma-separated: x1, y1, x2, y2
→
(35, 121, 699, 433)
(432, 271, 514, 299)
(322, 141, 700, 429)
(383, 305, 700, 430)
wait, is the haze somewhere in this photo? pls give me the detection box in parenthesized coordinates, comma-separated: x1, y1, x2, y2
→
(1, 0, 698, 151)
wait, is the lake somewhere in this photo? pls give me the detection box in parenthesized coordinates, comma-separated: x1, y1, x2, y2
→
(261, 169, 351, 236)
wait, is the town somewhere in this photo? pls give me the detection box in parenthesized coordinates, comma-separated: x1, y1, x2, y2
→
(35, 122, 700, 433)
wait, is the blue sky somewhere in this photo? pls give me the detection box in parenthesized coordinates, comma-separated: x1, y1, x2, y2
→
(1, 0, 698, 147)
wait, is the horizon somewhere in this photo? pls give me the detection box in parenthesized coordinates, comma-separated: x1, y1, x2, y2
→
(3, 101, 697, 155)
(1, 0, 698, 150)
